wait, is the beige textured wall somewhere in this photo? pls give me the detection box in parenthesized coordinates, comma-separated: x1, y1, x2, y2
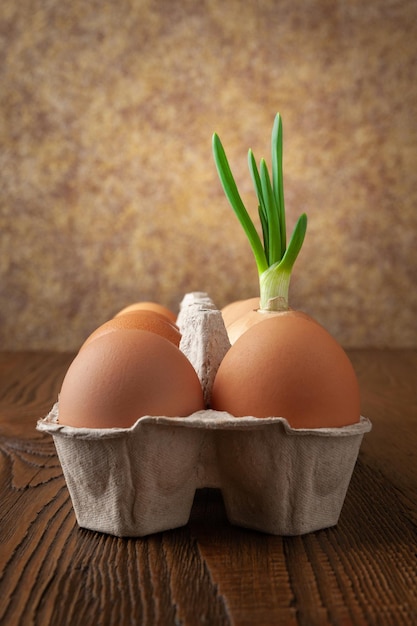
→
(1, 0, 416, 350)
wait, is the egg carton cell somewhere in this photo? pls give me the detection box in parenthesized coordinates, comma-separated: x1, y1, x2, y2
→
(37, 293, 372, 537)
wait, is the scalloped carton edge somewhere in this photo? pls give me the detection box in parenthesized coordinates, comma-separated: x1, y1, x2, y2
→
(37, 292, 372, 537)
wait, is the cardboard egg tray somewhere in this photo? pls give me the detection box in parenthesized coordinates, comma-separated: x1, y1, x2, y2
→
(37, 292, 372, 537)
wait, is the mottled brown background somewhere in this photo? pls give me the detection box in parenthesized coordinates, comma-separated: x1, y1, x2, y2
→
(1, 0, 416, 350)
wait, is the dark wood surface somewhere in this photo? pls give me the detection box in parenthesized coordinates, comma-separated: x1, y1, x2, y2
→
(0, 349, 416, 625)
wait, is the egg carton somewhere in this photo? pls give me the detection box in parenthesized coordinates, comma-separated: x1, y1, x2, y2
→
(37, 292, 372, 537)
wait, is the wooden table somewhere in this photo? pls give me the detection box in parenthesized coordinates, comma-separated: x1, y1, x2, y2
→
(0, 350, 416, 625)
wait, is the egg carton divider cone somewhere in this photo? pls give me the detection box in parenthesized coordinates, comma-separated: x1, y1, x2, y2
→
(37, 292, 372, 537)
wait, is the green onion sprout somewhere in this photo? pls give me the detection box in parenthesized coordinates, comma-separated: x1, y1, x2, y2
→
(212, 113, 307, 311)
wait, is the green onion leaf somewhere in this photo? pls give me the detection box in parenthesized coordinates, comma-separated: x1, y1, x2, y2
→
(271, 113, 286, 256)
(260, 158, 281, 266)
(258, 204, 269, 261)
(212, 133, 268, 274)
(278, 213, 308, 274)
(248, 149, 268, 254)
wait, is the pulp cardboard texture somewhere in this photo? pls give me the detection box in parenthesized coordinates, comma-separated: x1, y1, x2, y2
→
(37, 292, 372, 537)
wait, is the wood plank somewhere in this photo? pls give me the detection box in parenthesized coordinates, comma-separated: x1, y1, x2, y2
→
(0, 350, 416, 625)
(348, 349, 417, 521)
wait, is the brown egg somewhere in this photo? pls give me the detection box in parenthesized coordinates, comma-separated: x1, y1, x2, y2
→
(211, 312, 361, 429)
(58, 329, 205, 429)
(115, 301, 177, 324)
(221, 297, 260, 329)
(80, 309, 181, 350)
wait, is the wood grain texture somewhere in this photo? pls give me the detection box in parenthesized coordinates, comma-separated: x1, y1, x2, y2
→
(0, 351, 416, 626)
